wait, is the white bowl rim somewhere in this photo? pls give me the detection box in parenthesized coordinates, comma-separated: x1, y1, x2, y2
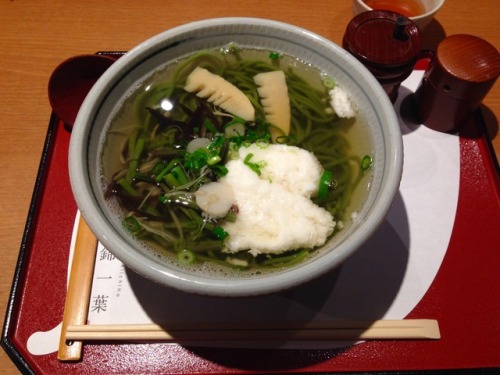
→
(69, 17, 403, 297)
(352, 0, 445, 23)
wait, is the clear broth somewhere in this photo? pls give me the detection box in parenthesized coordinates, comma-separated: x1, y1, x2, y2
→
(99, 47, 373, 275)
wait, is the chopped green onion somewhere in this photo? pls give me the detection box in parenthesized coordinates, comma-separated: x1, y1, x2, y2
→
(123, 216, 141, 233)
(184, 149, 208, 171)
(241, 140, 252, 148)
(207, 154, 222, 165)
(155, 158, 180, 182)
(317, 170, 334, 201)
(243, 153, 262, 175)
(170, 165, 189, 185)
(361, 155, 373, 171)
(210, 164, 228, 177)
(269, 51, 280, 60)
(254, 140, 270, 149)
(177, 249, 197, 264)
(208, 134, 225, 150)
(322, 76, 336, 89)
(212, 226, 229, 240)
(164, 172, 181, 188)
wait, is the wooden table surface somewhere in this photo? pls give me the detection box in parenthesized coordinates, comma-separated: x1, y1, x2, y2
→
(1, 1, 498, 373)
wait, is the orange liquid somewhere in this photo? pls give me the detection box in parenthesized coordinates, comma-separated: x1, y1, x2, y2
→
(363, 0, 425, 17)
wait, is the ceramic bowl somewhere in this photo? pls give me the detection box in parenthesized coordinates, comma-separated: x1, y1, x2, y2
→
(69, 17, 403, 297)
(352, 0, 445, 30)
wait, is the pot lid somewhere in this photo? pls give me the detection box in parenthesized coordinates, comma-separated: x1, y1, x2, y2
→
(343, 10, 422, 67)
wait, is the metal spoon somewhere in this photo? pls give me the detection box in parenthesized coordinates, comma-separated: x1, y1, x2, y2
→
(48, 54, 116, 128)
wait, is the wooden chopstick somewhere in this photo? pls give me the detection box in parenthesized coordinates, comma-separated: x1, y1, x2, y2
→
(57, 214, 98, 361)
(65, 319, 440, 342)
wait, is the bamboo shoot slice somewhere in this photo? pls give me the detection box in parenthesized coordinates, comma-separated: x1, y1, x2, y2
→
(184, 67, 255, 121)
(254, 70, 291, 141)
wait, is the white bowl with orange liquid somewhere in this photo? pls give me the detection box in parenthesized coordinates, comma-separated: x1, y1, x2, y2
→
(352, 0, 445, 30)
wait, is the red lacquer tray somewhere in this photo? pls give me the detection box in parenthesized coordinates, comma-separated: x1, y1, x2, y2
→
(2, 59, 500, 374)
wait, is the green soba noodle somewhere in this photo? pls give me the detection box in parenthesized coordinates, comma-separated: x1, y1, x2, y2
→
(104, 47, 368, 271)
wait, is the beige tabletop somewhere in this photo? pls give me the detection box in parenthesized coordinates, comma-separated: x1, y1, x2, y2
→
(1, 1, 499, 373)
